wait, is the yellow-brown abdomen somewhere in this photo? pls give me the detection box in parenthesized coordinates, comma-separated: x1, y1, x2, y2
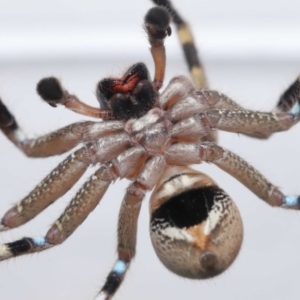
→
(149, 166, 243, 279)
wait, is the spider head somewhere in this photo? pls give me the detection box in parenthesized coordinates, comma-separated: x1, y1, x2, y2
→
(96, 63, 158, 120)
(149, 167, 243, 279)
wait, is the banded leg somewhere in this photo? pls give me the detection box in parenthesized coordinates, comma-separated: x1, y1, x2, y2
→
(152, 0, 219, 143)
(97, 156, 167, 299)
(0, 99, 123, 157)
(165, 142, 299, 209)
(0, 164, 114, 261)
(151, 0, 217, 143)
(152, 0, 207, 89)
(0, 147, 90, 230)
(96, 183, 144, 300)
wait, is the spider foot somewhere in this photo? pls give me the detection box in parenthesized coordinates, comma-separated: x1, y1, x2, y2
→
(0, 236, 51, 261)
(95, 260, 128, 300)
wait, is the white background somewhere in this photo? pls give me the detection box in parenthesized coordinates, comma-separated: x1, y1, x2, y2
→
(0, 0, 300, 300)
(1, 0, 300, 62)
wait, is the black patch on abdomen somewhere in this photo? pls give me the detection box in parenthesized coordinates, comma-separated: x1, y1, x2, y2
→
(151, 186, 222, 229)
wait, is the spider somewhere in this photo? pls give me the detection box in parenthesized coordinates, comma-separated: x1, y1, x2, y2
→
(1, 0, 300, 299)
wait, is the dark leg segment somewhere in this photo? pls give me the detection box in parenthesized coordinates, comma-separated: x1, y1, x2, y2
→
(0, 237, 51, 260)
(277, 75, 300, 113)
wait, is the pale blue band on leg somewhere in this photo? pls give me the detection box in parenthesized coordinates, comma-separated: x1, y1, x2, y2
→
(32, 237, 46, 246)
(284, 196, 299, 207)
(113, 260, 127, 275)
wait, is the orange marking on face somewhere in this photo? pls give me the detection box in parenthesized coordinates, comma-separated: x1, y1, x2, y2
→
(111, 73, 140, 93)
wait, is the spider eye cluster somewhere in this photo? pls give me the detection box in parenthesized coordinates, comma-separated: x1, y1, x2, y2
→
(96, 63, 157, 120)
(149, 167, 243, 279)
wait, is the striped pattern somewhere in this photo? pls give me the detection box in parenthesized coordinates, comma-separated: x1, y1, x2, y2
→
(152, 0, 208, 89)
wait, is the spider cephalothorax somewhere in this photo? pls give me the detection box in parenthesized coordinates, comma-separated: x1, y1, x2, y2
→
(0, 1, 300, 300)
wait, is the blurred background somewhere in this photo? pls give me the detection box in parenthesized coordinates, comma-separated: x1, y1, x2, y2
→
(0, 0, 300, 299)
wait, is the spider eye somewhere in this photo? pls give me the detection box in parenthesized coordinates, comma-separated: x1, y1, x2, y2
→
(149, 167, 243, 279)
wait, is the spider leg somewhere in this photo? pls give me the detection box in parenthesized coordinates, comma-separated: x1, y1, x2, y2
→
(0, 129, 130, 230)
(197, 76, 300, 138)
(0, 164, 114, 261)
(166, 142, 299, 209)
(0, 98, 123, 157)
(276, 75, 300, 113)
(208, 143, 300, 209)
(0, 147, 90, 230)
(152, 0, 208, 90)
(152, 0, 219, 144)
(36, 77, 111, 118)
(97, 156, 167, 300)
(169, 87, 299, 140)
(200, 108, 296, 137)
(144, 5, 172, 91)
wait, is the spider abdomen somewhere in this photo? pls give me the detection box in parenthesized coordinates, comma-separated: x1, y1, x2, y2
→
(149, 166, 243, 279)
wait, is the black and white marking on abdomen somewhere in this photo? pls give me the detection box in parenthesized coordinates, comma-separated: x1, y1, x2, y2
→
(149, 167, 243, 279)
(151, 185, 223, 229)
